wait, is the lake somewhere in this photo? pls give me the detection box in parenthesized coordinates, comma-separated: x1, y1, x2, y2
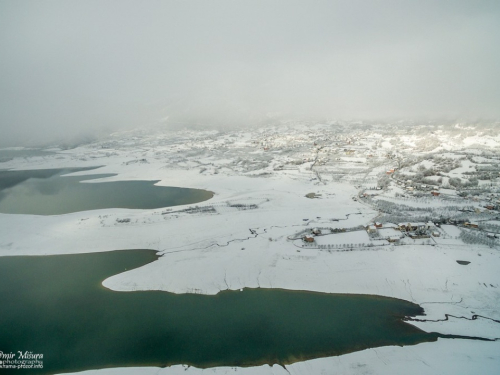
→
(0, 168, 213, 214)
(0, 250, 444, 374)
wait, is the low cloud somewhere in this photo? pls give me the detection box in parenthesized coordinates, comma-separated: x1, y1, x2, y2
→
(1, 1, 499, 146)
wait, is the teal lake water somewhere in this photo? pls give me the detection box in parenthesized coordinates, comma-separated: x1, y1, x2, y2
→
(0, 250, 443, 374)
(0, 168, 213, 214)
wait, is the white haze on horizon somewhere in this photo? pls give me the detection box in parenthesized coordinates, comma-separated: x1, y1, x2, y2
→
(1, 0, 499, 147)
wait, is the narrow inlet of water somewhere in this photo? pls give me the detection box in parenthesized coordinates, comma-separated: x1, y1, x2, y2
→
(0, 168, 213, 214)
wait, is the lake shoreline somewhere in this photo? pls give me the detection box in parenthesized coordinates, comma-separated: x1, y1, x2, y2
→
(0, 249, 443, 375)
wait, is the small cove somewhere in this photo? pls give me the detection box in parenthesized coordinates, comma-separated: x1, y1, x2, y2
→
(0, 168, 213, 214)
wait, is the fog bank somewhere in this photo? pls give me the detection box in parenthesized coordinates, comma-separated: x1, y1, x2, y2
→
(1, 1, 499, 146)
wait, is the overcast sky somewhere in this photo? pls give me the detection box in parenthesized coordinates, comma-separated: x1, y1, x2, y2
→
(1, 1, 499, 146)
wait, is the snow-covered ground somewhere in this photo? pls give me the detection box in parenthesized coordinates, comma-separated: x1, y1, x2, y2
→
(1, 122, 499, 375)
(61, 339, 500, 375)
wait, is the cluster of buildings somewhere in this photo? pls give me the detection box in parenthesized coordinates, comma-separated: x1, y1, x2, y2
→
(366, 221, 441, 241)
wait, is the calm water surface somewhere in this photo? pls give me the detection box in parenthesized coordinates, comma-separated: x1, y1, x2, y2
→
(0, 168, 213, 214)
(0, 250, 442, 374)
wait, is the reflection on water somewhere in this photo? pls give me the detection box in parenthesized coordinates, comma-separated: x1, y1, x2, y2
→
(0, 250, 440, 374)
(0, 168, 213, 214)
